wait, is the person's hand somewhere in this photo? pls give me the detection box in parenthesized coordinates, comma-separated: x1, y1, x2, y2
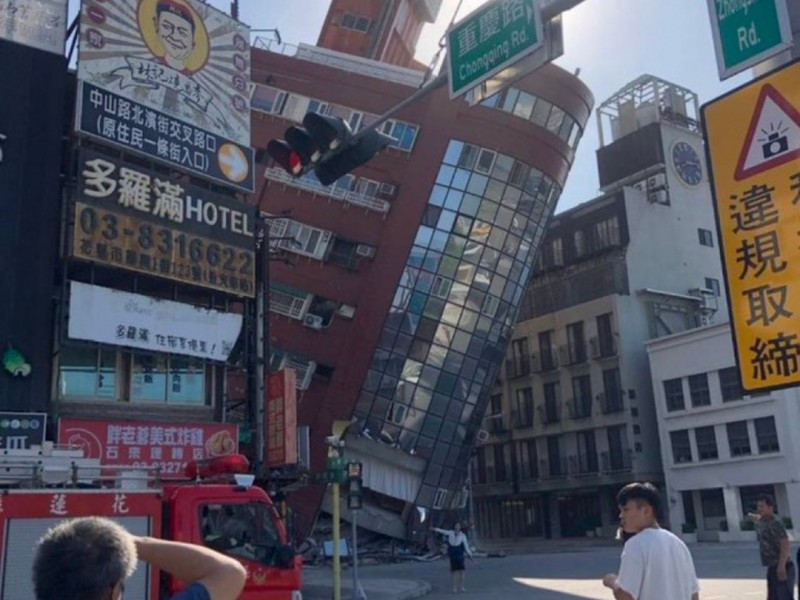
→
(747, 512, 761, 522)
(778, 564, 788, 581)
(602, 573, 618, 589)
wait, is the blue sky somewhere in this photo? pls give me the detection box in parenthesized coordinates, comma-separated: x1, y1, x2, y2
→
(69, 0, 751, 212)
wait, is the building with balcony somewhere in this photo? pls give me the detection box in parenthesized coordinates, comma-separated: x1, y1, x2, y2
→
(247, 25, 593, 538)
(647, 323, 800, 542)
(471, 75, 728, 540)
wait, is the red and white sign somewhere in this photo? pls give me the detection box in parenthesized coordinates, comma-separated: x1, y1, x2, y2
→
(266, 369, 297, 468)
(58, 418, 238, 478)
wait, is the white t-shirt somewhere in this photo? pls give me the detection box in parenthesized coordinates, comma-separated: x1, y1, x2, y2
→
(616, 528, 699, 600)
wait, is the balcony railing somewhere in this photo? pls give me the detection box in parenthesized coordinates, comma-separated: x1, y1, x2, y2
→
(566, 397, 593, 420)
(533, 350, 558, 372)
(559, 343, 587, 366)
(265, 167, 391, 214)
(571, 453, 600, 475)
(597, 391, 625, 414)
(505, 355, 531, 379)
(601, 450, 633, 472)
(511, 410, 534, 429)
(538, 402, 561, 425)
(590, 336, 618, 359)
(539, 457, 568, 479)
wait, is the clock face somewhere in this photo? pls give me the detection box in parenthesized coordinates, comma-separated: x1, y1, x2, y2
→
(671, 141, 703, 186)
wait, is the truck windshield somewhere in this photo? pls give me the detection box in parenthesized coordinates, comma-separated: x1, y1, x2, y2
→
(200, 502, 283, 565)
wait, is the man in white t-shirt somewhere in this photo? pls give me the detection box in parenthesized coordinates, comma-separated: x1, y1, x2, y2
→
(602, 482, 700, 600)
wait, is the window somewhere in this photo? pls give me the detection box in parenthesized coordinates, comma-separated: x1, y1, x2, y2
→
(515, 387, 534, 427)
(59, 346, 118, 399)
(251, 85, 286, 115)
(574, 230, 586, 256)
(727, 421, 751, 456)
(602, 368, 624, 413)
(566, 321, 586, 363)
(705, 277, 721, 297)
(670, 430, 692, 463)
(493, 444, 508, 482)
(754, 417, 780, 453)
(269, 218, 332, 260)
(700, 489, 725, 529)
(688, 373, 711, 407)
(355, 178, 381, 198)
(665, 377, 687, 411)
(607, 425, 629, 470)
(131, 353, 207, 405)
(307, 99, 330, 115)
(379, 119, 418, 151)
(341, 12, 371, 32)
(698, 228, 714, 247)
(571, 375, 592, 418)
(596, 313, 615, 357)
(551, 237, 564, 267)
(719, 367, 743, 402)
(577, 430, 598, 473)
(201, 502, 283, 565)
(595, 217, 620, 249)
(543, 381, 560, 423)
(433, 488, 448, 509)
(270, 284, 312, 319)
(547, 436, 562, 476)
(538, 330, 556, 370)
(328, 238, 359, 270)
(518, 439, 538, 479)
(695, 426, 718, 460)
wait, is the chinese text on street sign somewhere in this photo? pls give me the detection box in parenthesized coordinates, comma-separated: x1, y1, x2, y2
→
(447, 0, 543, 99)
(703, 59, 800, 392)
(706, 0, 792, 80)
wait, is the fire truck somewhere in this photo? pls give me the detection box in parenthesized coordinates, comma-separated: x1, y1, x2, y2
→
(0, 445, 303, 600)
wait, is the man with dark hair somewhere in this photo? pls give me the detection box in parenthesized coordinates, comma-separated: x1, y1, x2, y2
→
(747, 494, 794, 600)
(154, 0, 196, 73)
(602, 482, 699, 600)
(32, 516, 246, 600)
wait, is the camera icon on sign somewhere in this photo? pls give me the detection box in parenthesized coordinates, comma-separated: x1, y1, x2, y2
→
(762, 132, 789, 159)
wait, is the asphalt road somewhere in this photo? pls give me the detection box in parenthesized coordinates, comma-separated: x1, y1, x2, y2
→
(350, 542, 774, 600)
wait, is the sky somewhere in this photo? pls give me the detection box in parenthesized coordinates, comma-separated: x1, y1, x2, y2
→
(67, 0, 753, 213)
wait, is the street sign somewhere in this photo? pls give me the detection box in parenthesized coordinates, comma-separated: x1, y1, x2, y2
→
(702, 58, 800, 393)
(447, 0, 543, 99)
(465, 16, 563, 107)
(706, 0, 793, 80)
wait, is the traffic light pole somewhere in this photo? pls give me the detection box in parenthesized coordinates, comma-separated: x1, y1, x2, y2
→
(349, 0, 586, 143)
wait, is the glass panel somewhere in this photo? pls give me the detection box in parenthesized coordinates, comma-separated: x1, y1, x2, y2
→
(451, 168, 471, 191)
(98, 349, 117, 397)
(459, 193, 481, 216)
(423, 297, 445, 320)
(59, 346, 101, 398)
(466, 173, 489, 196)
(437, 210, 457, 232)
(443, 140, 463, 165)
(512, 92, 536, 120)
(444, 236, 466, 259)
(436, 165, 455, 186)
(439, 255, 460, 278)
(167, 356, 205, 405)
(131, 353, 168, 403)
(502, 88, 520, 112)
(444, 189, 464, 210)
(531, 99, 551, 127)
(429, 185, 448, 207)
(484, 179, 505, 202)
(546, 106, 565, 134)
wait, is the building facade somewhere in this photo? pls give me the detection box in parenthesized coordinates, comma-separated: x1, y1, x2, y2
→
(317, 0, 443, 69)
(647, 322, 800, 542)
(472, 76, 728, 540)
(250, 41, 593, 538)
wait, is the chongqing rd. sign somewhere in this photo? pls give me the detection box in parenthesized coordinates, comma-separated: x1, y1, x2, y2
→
(703, 59, 800, 393)
(71, 149, 256, 298)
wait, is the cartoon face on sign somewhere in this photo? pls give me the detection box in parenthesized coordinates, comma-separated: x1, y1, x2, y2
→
(138, 0, 209, 75)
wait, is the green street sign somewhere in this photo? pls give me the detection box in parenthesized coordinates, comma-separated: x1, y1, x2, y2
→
(706, 0, 793, 80)
(447, 0, 543, 99)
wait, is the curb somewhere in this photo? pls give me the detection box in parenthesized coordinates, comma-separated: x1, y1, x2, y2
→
(303, 580, 432, 600)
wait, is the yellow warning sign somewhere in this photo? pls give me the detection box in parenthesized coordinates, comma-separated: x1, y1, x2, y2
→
(703, 59, 800, 393)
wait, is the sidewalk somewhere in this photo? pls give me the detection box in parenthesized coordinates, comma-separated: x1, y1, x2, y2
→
(303, 566, 432, 600)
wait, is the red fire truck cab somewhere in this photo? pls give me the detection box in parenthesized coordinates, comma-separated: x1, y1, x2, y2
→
(0, 448, 302, 600)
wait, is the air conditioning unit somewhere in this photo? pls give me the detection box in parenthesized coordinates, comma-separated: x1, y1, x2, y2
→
(303, 314, 324, 330)
(632, 180, 647, 192)
(648, 190, 669, 205)
(356, 244, 376, 259)
(647, 173, 667, 189)
(378, 182, 397, 200)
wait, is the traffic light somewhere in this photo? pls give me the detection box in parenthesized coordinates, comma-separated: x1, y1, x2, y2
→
(346, 461, 363, 510)
(266, 112, 394, 186)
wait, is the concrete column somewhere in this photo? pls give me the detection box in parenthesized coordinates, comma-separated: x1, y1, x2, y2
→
(548, 494, 562, 539)
(692, 492, 705, 533)
(665, 486, 685, 531)
(723, 486, 744, 532)
(600, 487, 617, 537)
(781, 482, 800, 532)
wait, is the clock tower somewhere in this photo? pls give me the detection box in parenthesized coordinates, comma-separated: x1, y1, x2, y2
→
(593, 74, 726, 323)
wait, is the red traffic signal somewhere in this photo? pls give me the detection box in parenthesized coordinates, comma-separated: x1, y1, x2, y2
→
(266, 139, 303, 175)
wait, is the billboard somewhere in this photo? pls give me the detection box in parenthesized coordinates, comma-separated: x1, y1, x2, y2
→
(68, 281, 243, 362)
(78, 0, 251, 145)
(0, 0, 67, 55)
(266, 369, 297, 468)
(71, 148, 256, 297)
(76, 82, 255, 192)
(58, 417, 239, 478)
